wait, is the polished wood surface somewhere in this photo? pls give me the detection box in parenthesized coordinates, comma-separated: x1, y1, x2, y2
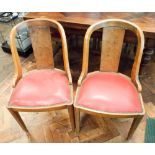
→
(100, 28, 125, 72)
(28, 24, 54, 69)
(24, 12, 155, 35)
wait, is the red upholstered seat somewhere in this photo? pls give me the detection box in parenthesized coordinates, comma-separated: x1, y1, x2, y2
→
(76, 72, 142, 113)
(9, 69, 71, 107)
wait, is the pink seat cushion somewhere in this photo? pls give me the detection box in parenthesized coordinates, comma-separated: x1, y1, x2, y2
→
(9, 69, 71, 107)
(76, 72, 142, 113)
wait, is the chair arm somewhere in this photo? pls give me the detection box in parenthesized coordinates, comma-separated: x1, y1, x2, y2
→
(12, 74, 21, 88)
(134, 78, 142, 92)
(78, 72, 86, 86)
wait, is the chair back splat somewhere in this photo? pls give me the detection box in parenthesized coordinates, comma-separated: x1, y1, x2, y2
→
(100, 27, 125, 72)
(28, 21, 54, 69)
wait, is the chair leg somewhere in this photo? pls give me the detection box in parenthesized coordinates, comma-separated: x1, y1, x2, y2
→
(75, 108, 80, 134)
(8, 108, 29, 133)
(68, 105, 75, 131)
(127, 115, 143, 140)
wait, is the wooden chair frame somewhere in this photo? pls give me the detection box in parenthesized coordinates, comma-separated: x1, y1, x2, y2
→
(7, 18, 75, 134)
(74, 19, 145, 140)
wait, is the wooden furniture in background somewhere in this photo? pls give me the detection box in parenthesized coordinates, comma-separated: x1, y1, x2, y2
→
(7, 18, 75, 135)
(74, 19, 145, 139)
(23, 12, 155, 34)
(24, 13, 155, 67)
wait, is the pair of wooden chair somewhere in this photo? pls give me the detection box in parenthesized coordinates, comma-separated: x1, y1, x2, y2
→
(8, 18, 145, 140)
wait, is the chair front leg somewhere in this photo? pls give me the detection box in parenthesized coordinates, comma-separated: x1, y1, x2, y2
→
(8, 108, 29, 133)
(127, 115, 143, 140)
(68, 105, 75, 131)
(75, 108, 80, 134)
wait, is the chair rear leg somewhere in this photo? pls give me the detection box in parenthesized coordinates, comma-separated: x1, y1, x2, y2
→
(68, 105, 75, 131)
(75, 108, 80, 134)
(8, 108, 29, 133)
(127, 115, 143, 140)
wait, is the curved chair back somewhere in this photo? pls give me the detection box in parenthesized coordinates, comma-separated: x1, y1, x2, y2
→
(79, 19, 144, 86)
(10, 18, 71, 86)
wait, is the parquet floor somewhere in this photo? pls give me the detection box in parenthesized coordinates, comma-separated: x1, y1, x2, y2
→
(0, 18, 155, 143)
(0, 50, 151, 143)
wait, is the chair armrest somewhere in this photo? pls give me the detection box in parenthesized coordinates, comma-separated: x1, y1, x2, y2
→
(12, 74, 21, 88)
(67, 70, 72, 85)
(134, 78, 142, 92)
(78, 72, 86, 86)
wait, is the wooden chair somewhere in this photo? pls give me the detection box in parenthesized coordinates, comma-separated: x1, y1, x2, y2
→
(7, 18, 75, 134)
(74, 19, 145, 139)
